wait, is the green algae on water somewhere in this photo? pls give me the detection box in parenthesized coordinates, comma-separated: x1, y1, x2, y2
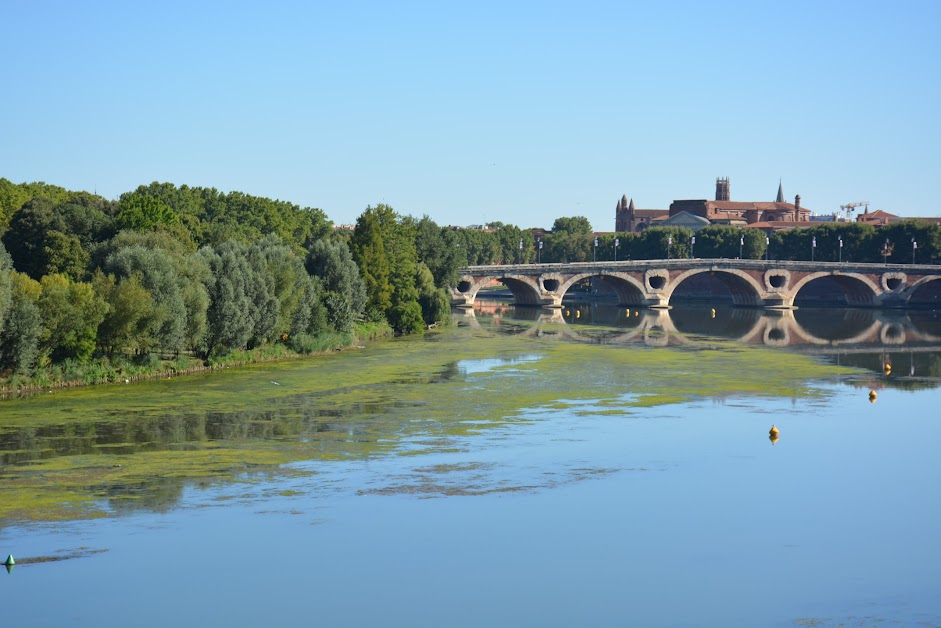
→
(0, 321, 858, 523)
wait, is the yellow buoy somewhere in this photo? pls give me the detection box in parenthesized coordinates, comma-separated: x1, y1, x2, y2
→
(634, 310, 639, 317)
(884, 363, 892, 375)
(711, 308, 716, 318)
(769, 425, 780, 437)
(575, 310, 580, 318)
(769, 432, 779, 445)
(869, 390, 877, 402)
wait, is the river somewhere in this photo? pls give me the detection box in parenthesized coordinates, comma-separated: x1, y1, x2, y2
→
(1, 302, 939, 627)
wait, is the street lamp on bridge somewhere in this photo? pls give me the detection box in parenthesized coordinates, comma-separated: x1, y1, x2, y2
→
(838, 237, 843, 263)
(812, 236, 816, 262)
(739, 235, 744, 259)
(765, 236, 770, 261)
(593, 237, 598, 262)
(883, 239, 891, 265)
(690, 235, 695, 259)
(913, 237, 917, 264)
(518, 238, 523, 264)
(667, 235, 672, 260)
(614, 237, 619, 262)
(537, 238, 542, 264)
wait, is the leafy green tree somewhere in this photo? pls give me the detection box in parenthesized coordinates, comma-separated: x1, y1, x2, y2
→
(551, 216, 593, 235)
(44, 230, 90, 279)
(0, 272, 42, 373)
(37, 274, 108, 363)
(350, 209, 392, 319)
(306, 239, 367, 333)
(0, 179, 73, 234)
(0, 244, 11, 335)
(115, 192, 180, 231)
(199, 242, 255, 356)
(2, 198, 60, 279)
(93, 271, 156, 356)
(413, 216, 461, 287)
(290, 275, 330, 338)
(105, 246, 187, 353)
(416, 263, 451, 326)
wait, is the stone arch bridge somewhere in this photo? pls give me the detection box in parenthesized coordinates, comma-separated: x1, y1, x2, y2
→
(450, 259, 941, 310)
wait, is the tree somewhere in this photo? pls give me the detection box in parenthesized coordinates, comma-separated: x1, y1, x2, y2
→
(199, 242, 255, 357)
(0, 272, 42, 373)
(415, 263, 451, 326)
(551, 216, 593, 235)
(0, 244, 11, 335)
(115, 192, 180, 231)
(37, 274, 108, 363)
(413, 216, 461, 287)
(105, 245, 187, 353)
(93, 271, 156, 356)
(350, 208, 392, 320)
(306, 238, 367, 333)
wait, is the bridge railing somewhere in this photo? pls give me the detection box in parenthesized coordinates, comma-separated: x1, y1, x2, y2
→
(460, 258, 941, 274)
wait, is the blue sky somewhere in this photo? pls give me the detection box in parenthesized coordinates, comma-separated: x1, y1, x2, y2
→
(2, 0, 939, 230)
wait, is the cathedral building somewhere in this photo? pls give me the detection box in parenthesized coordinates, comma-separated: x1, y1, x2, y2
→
(615, 178, 811, 232)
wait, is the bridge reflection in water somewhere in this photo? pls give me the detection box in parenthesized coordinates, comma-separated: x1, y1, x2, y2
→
(460, 300, 941, 382)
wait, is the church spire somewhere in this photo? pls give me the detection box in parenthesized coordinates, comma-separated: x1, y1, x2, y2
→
(776, 180, 785, 203)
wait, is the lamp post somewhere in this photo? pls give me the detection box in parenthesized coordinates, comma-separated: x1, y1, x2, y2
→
(811, 236, 816, 262)
(614, 237, 619, 262)
(912, 237, 917, 264)
(739, 235, 744, 259)
(838, 237, 843, 263)
(537, 238, 542, 264)
(667, 235, 672, 260)
(690, 235, 696, 259)
(883, 239, 890, 265)
(765, 236, 770, 261)
(593, 237, 598, 262)
(518, 238, 523, 265)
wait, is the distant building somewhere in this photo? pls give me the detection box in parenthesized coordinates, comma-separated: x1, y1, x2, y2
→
(669, 178, 811, 226)
(614, 195, 668, 233)
(615, 178, 811, 233)
(855, 210, 941, 227)
(658, 210, 712, 232)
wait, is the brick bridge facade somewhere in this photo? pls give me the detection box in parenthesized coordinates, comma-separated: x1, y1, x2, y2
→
(450, 259, 941, 309)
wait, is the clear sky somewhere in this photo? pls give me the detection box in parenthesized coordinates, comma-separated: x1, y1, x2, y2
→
(2, 0, 939, 230)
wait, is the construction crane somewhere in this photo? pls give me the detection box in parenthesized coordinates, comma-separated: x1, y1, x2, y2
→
(840, 201, 870, 217)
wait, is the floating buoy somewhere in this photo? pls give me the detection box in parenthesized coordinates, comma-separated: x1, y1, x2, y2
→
(869, 390, 877, 403)
(711, 308, 716, 318)
(634, 310, 639, 317)
(769, 425, 779, 437)
(565, 310, 570, 316)
(884, 363, 892, 375)
(575, 310, 580, 318)
(3, 555, 13, 567)
(769, 431, 779, 445)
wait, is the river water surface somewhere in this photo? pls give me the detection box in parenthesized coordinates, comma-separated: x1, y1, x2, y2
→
(1, 303, 940, 627)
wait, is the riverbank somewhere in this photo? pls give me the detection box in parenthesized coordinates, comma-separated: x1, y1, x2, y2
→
(0, 321, 394, 399)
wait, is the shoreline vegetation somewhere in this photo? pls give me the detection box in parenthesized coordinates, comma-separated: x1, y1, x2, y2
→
(0, 320, 393, 400)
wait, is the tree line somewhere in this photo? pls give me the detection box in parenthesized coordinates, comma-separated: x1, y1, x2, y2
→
(0, 180, 457, 379)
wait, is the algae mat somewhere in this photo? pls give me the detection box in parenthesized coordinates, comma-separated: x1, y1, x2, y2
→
(0, 322, 856, 523)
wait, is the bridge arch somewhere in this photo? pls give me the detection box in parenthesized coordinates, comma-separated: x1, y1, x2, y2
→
(905, 276, 941, 308)
(791, 272, 880, 307)
(556, 272, 647, 306)
(665, 268, 765, 307)
(455, 274, 544, 306)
